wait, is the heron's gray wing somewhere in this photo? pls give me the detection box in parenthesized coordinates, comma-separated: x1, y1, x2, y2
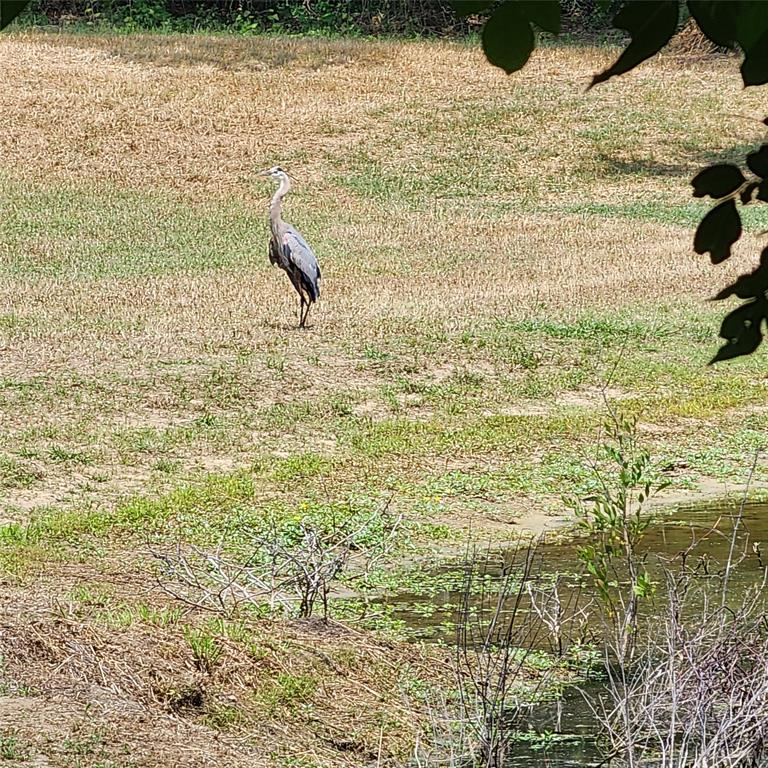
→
(283, 227, 321, 300)
(268, 236, 280, 266)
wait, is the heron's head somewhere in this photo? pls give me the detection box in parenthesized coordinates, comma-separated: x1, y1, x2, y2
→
(258, 166, 289, 182)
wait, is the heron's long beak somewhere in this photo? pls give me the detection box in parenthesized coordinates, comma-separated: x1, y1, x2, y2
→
(257, 169, 270, 177)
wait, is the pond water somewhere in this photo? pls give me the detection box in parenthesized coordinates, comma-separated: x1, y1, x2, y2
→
(380, 502, 768, 766)
(381, 502, 768, 644)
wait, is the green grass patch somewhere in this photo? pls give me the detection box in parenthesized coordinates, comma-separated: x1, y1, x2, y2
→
(562, 200, 768, 230)
(0, 174, 263, 280)
(256, 673, 317, 715)
(0, 471, 256, 551)
(0, 732, 30, 761)
(0, 455, 43, 489)
(342, 411, 595, 459)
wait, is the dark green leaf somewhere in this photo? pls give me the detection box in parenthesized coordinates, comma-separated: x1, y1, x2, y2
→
(732, 2, 768, 86)
(694, 199, 742, 264)
(742, 29, 768, 86)
(691, 164, 745, 199)
(449, 0, 495, 17)
(710, 300, 766, 363)
(517, 0, 560, 34)
(733, 0, 768, 45)
(0, 1, 29, 29)
(687, 0, 737, 48)
(747, 144, 768, 178)
(720, 303, 761, 343)
(712, 248, 768, 300)
(757, 181, 768, 203)
(590, 1, 679, 88)
(482, 2, 535, 74)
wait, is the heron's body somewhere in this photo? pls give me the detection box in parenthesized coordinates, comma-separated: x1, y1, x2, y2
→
(262, 167, 321, 328)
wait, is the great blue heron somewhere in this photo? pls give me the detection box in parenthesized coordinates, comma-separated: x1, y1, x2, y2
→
(258, 166, 321, 329)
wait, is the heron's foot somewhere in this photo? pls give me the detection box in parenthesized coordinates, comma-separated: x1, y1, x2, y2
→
(298, 298, 312, 329)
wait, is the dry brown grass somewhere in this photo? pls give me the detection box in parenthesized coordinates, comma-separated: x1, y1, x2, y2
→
(0, 33, 758, 195)
(0, 34, 760, 507)
(0, 31, 766, 519)
(1, 32, 768, 764)
(0, 575, 441, 767)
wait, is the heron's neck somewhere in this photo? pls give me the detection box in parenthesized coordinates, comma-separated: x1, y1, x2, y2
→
(269, 176, 291, 236)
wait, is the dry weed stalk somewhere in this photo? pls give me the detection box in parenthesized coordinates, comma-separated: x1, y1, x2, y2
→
(416, 541, 551, 767)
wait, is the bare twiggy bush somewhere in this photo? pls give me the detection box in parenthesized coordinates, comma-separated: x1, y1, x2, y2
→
(600, 569, 768, 768)
(150, 502, 403, 620)
(455, 542, 541, 767)
(599, 453, 768, 768)
(414, 540, 601, 767)
(525, 573, 594, 658)
(412, 687, 479, 768)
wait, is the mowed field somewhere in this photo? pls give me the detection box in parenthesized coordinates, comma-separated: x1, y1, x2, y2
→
(1, 31, 768, 767)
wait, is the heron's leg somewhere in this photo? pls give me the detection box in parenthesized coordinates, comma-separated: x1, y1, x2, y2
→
(302, 300, 312, 329)
(299, 296, 308, 329)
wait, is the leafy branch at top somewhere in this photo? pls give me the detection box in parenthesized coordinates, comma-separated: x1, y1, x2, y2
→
(692, 146, 768, 361)
(450, 0, 768, 89)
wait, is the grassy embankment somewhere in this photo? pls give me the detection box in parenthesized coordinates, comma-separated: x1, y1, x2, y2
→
(1, 31, 767, 766)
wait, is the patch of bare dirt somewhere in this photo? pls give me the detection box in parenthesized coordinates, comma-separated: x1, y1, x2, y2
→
(555, 386, 636, 410)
